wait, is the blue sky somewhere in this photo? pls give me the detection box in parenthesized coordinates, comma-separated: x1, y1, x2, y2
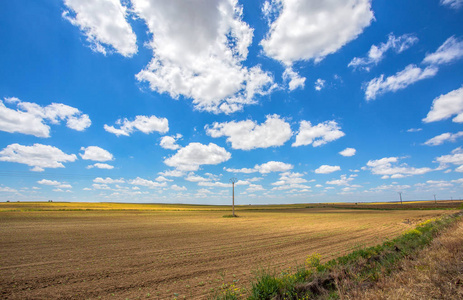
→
(1, 0, 463, 204)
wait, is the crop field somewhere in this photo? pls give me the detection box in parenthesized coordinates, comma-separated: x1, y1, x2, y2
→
(0, 202, 459, 299)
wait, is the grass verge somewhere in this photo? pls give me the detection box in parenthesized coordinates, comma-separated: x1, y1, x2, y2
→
(212, 211, 462, 299)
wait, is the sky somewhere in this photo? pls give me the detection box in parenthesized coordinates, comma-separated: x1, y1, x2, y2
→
(0, 0, 463, 204)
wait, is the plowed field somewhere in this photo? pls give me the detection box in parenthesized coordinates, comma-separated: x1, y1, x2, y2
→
(0, 203, 455, 299)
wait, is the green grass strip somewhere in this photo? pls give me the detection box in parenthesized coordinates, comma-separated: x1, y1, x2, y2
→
(212, 211, 462, 300)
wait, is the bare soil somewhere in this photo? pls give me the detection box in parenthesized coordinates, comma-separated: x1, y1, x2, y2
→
(0, 205, 454, 299)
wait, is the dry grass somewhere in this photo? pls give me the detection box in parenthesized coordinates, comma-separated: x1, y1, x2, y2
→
(346, 218, 463, 300)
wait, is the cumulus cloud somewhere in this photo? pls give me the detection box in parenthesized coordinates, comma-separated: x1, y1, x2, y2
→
(247, 184, 265, 192)
(205, 114, 292, 150)
(349, 33, 418, 70)
(434, 147, 463, 170)
(62, 0, 137, 57)
(0, 143, 77, 172)
(364, 65, 438, 101)
(364, 157, 432, 178)
(292, 120, 345, 147)
(160, 134, 182, 150)
(365, 36, 463, 101)
(271, 172, 310, 190)
(326, 174, 357, 186)
(93, 177, 124, 184)
(339, 148, 356, 157)
(225, 161, 293, 174)
(422, 36, 463, 65)
(104, 115, 169, 136)
(80, 146, 113, 161)
(440, 0, 463, 9)
(37, 179, 72, 189)
(422, 86, 463, 123)
(164, 142, 231, 171)
(315, 165, 341, 174)
(260, 0, 373, 65)
(424, 132, 463, 146)
(87, 163, 114, 169)
(132, 0, 274, 114)
(129, 177, 167, 189)
(155, 176, 173, 182)
(254, 161, 293, 173)
(171, 184, 187, 191)
(0, 98, 91, 137)
(314, 79, 325, 91)
(0, 186, 17, 193)
(158, 169, 185, 177)
(282, 67, 305, 91)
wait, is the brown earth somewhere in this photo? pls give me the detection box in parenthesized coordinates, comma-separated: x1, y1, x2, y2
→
(0, 206, 455, 299)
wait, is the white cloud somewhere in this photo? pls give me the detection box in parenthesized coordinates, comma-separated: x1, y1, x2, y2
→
(171, 184, 187, 191)
(339, 148, 356, 157)
(0, 98, 91, 137)
(224, 167, 257, 174)
(224, 161, 293, 174)
(314, 79, 325, 91)
(422, 86, 463, 123)
(155, 176, 173, 182)
(407, 128, 422, 132)
(87, 163, 114, 169)
(160, 134, 182, 150)
(257, 161, 294, 174)
(315, 165, 341, 174)
(365, 36, 463, 101)
(326, 174, 357, 186)
(364, 64, 438, 101)
(424, 131, 463, 146)
(185, 173, 211, 182)
(272, 172, 310, 190)
(132, 0, 274, 114)
(423, 36, 463, 65)
(365, 157, 432, 178)
(62, 0, 137, 57)
(104, 115, 169, 136)
(292, 120, 345, 147)
(0, 186, 17, 193)
(158, 169, 185, 177)
(129, 177, 167, 189)
(205, 114, 292, 150)
(80, 146, 113, 161)
(435, 147, 463, 169)
(93, 177, 124, 184)
(37, 179, 72, 189)
(198, 181, 229, 188)
(282, 67, 305, 91)
(440, 0, 463, 9)
(0, 143, 77, 172)
(349, 33, 418, 70)
(164, 142, 231, 171)
(247, 184, 265, 192)
(260, 0, 373, 65)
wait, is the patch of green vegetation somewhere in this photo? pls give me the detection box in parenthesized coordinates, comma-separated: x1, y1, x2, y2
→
(213, 212, 462, 299)
(222, 214, 240, 218)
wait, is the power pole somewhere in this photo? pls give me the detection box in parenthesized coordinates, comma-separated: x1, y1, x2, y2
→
(434, 194, 437, 204)
(398, 192, 402, 204)
(230, 178, 237, 217)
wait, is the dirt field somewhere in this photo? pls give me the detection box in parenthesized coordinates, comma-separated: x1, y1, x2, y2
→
(0, 202, 457, 299)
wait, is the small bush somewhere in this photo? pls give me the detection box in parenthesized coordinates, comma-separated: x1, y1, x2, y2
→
(222, 214, 239, 218)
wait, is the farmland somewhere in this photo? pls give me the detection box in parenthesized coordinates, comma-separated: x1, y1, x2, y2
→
(0, 201, 460, 299)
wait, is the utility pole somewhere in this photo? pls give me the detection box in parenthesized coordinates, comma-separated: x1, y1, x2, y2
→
(230, 178, 237, 217)
(398, 192, 402, 205)
(434, 194, 437, 204)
